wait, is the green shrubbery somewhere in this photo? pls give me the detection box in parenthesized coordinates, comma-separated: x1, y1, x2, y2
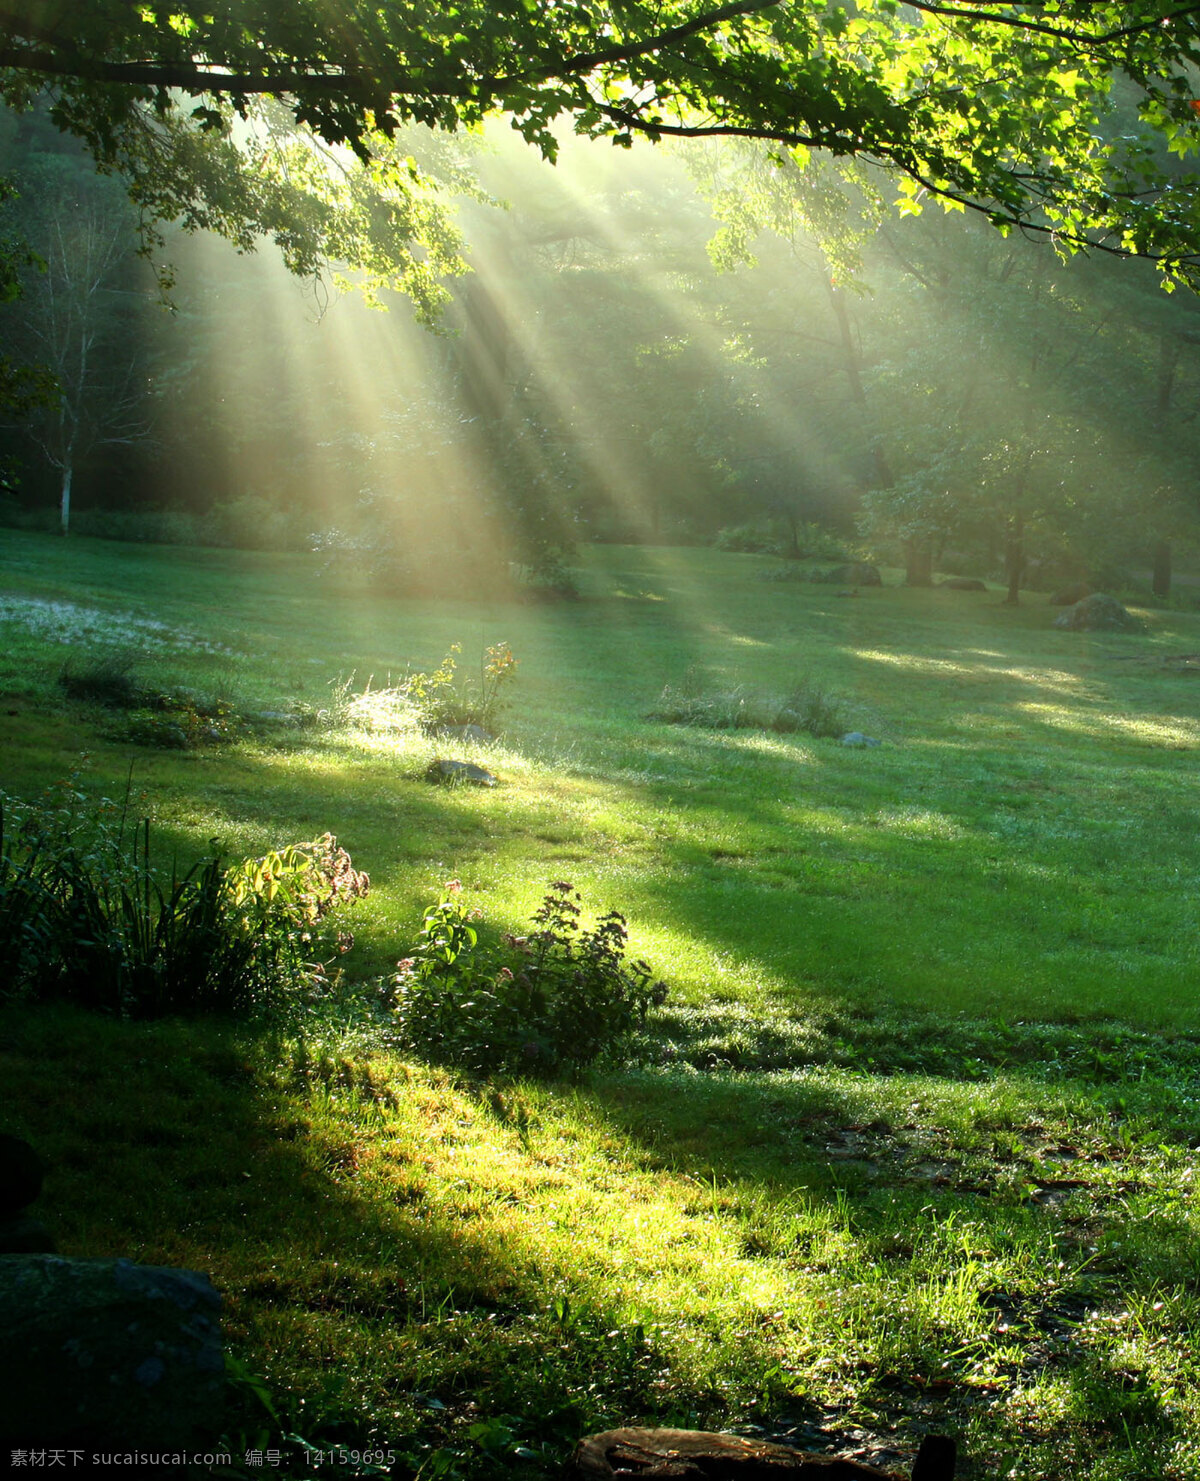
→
(1, 780, 665, 1074)
(1, 502, 312, 551)
(56, 638, 522, 748)
(0, 783, 368, 1017)
(385, 880, 668, 1076)
(713, 521, 854, 561)
(296, 642, 520, 738)
(58, 656, 242, 748)
(58, 651, 143, 707)
(126, 691, 241, 748)
(650, 672, 846, 738)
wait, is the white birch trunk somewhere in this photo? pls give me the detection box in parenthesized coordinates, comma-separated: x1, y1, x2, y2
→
(59, 462, 72, 535)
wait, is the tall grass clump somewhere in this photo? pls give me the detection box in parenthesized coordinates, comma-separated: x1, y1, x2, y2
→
(0, 782, 369, 1018)
(650, 670, 846, 738)
(58, 650, 143, 708)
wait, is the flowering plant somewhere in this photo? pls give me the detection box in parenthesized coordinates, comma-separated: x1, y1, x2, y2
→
(385, 880, 667, 1077)
(403, 641, 518, 733)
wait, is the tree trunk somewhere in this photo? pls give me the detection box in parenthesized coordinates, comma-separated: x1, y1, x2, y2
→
(783, 505, 801, 559)
(1157, 334, 1180, 422)
(1150, 337, 1178, 598)
(59, 463, 72, 536)
(825, 278, 896, 502)
(1153, 539, 1172, 598)
(903, 539, 933, 587)
(1004, 510, 1024, 604)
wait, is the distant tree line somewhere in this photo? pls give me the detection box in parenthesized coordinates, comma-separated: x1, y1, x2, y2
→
(2, 108, 1199, 598)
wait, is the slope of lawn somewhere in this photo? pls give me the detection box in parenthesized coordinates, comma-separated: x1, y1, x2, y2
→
(2, 528, 1200, 1480)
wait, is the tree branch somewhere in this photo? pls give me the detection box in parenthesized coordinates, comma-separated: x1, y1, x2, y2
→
(0, 0, 788, 103)
(527, 0, 785, 75)
(905, 1, 1200, 48)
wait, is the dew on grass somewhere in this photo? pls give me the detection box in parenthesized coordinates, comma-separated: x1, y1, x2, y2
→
(0, 595, 244, 657)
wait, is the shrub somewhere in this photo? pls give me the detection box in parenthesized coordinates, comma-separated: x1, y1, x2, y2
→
(59, 651, 143, 708)
(0, 783, 369, 1018)
(403, 641, 518, 733)
(127, 689, 240, 748)
(337, 673, 419, 734)
(277, 673, 422, 737)
(310, 527, 516, 599)
(770, 680, 845, 738)
(58, 659, 243, 748)
(713, 523, 782, 555)
(207, 496, 309, 552)
(69, 509, 211, 546)
(510, 550, 579, 599)
(649, 672, 847, 738)
(649, 682, 756, 730)
(757, 564, 814, 583)
(714, 521, 855, 561)
(385, 881, 667, 1077)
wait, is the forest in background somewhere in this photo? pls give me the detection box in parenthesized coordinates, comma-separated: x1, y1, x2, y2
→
(3, 99, 1200, 602)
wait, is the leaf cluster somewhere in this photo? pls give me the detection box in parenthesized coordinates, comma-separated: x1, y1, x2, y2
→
(403, 640, 519, 733)
(9, 3, 1200, 284)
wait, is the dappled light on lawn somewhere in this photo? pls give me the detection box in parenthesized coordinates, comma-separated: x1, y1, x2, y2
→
(1014, 700, 1200, 749)
(851, 647, 1091, 690)
(9, 1003, 1200, 1478)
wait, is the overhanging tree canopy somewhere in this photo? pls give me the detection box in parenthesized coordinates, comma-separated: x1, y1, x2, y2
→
(5, 2, 1200, 285)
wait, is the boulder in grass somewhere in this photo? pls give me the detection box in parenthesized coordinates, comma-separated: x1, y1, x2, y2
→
(425, 758, 498, 787)
(570, 1428, 956, 1480)
(939, 578, 987, 592)
(0, 1255, 224, 1446)
(1053, 593, 1143, 632)
(842, 732, 882, 748)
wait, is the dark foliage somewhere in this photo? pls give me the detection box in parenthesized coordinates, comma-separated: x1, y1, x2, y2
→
(0, 784, 368, 1018)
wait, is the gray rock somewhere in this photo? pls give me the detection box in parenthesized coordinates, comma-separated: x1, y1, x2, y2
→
(939, 577, 987, 592)
(0, 1255, 224, 1445)
(250, 709, 301, 726)
(841, 732, 882, 747)
(425, 759, 498, 787)
(1053, 593, 1144, 632)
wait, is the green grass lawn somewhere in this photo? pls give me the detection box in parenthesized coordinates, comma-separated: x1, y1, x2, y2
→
(3, 529, 1200, 1479)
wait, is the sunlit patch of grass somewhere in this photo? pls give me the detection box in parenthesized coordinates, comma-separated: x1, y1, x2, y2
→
(853, 647, 1094, 691)
(1015, 701, 1200, 748)
(6, 1005, 1200, 1478)
(868, 806, 968, 840)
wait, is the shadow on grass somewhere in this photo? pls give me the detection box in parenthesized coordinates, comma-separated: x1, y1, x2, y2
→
(3, 999, 1196, 1480)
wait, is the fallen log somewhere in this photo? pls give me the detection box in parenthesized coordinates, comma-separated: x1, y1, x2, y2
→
(570, 1428, 956, 1480)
